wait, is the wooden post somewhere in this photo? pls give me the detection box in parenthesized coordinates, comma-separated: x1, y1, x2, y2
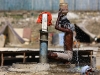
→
(90, 50, 93, 66)
(23, 52, 26, 63)
(1, 53, 4, 66)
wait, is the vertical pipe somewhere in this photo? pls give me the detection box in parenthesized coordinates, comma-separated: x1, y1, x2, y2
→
(40, 40, 48, 63)
(40, 31, 48, 63)
(39, 13, 48, 63)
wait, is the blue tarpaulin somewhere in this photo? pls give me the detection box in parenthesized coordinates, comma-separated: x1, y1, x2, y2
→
(0, 0, 99, 11)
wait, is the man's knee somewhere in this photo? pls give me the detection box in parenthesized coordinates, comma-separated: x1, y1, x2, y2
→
(48, 52, 58, 59)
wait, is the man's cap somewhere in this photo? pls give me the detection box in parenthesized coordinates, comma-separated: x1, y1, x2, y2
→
(59, 0, 68, 7)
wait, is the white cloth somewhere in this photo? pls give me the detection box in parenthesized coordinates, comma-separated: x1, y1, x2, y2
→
(54, 51, 73, 61)
(81, 65, 91, 75)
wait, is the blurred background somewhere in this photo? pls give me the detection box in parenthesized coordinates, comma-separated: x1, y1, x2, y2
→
(0, 0, 100, 48)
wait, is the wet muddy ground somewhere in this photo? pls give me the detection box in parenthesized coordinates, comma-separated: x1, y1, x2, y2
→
(0, 63, 100, 75)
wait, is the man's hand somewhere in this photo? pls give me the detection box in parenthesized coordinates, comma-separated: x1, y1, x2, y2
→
(58, 9, 63, 17)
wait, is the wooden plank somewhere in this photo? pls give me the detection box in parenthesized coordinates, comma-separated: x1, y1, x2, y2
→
(23, 52, 26, 63)
(90, 51, 93, 66)
(0, 47, 98, 52)
(1, 53, 4, 66)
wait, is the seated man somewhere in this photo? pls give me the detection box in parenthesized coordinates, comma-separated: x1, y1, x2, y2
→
(48, 6, 76, 64)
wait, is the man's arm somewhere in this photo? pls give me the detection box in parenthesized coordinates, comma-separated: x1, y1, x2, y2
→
(55, 11, 72, 33)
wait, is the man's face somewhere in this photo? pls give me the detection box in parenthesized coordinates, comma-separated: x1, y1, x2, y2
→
(62, 5, 68, 15)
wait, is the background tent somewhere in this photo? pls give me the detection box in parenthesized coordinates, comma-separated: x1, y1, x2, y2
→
(0, 21, 25, 46)
(75, 24, 96, 43)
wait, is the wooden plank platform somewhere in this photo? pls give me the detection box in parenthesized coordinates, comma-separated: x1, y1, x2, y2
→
(0, 47, 98, 52)
(0, 47, 98, 66)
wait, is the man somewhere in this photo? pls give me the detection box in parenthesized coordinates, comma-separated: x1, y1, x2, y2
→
(48, 3, 76, 64)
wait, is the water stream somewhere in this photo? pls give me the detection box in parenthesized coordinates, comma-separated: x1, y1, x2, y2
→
(76, 45, 79, 67)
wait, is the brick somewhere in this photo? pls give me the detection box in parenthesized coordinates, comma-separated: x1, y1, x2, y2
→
(23, 28, 31, 40)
